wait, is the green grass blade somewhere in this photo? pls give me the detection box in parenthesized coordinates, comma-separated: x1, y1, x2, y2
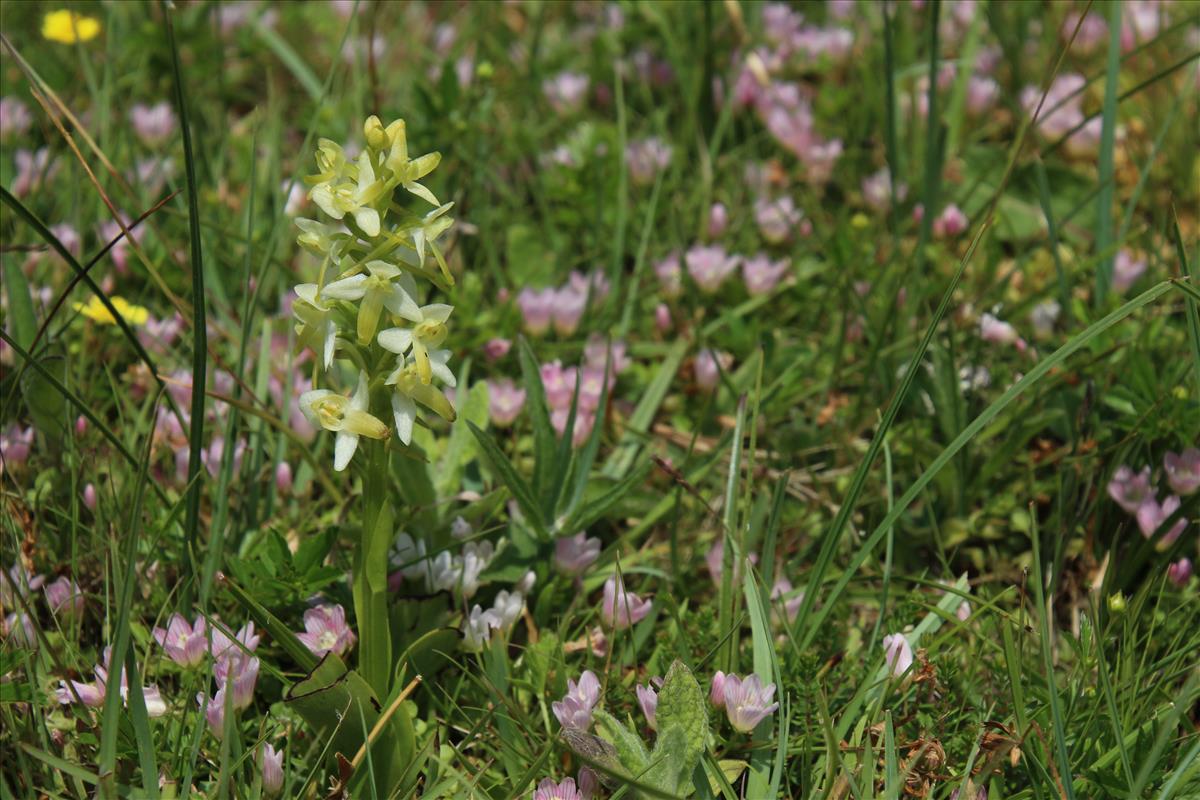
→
(162, 0, 208, 610)
(1093, 0, 1122, 302)
(1030, 505, 1077, 800)
(800, 281, 1176, 646)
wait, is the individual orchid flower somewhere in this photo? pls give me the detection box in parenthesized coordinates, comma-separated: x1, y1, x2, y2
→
(308, 138, 350, 185)
(292, 284, 339, 369)
(377, 294, 454, 385)
(299, 374, 391, 471)
(384, 352, 457, 445)
(310, 150, 385, 237)
(294, 218, 349, 260)
(295, 604, 357, 657)
(153, 613, 208, 667)
(322, 260, 420, 344)
(411, 201, 455, 276)
(383, 118, 442, 206)
(717, 673, 779, 732)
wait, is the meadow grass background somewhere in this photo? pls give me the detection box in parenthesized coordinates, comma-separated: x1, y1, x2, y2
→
(1, 0, 1199, 797)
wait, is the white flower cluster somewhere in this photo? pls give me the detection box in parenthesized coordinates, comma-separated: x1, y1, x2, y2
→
(293, 117, 458, 470)
(392, 533, 496, 599)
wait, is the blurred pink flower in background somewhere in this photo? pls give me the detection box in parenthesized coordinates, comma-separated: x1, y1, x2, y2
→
(484, 337, 512, 361)
(654, 252, 683, 297)
(13, 147, 57, 197)
(1108, 466, 1153, 513)
(517, 287, 556, 336)
(554, 532, 601, 576)
(1112, 249, 1147, 293)
(44, 576, 85, 619)
(625, 137, 672, 185)
(686, 245, 740, 293)
(742, 254, 791, 295)
(932, 204, 968, 238)
(1167, 558, 1193, 587)
(1062, 10, 1108, 53)
(695, 348, 733, 392)
(1137, 495, 1186, 544)
(754, 195, 801, 243)
(1, 425, 34, 475)
(543, 71, 589, 114)
(129, 101, 177, 147)
(486, 378, 526, 427)
(707, 202, 729, 237)
(1164, 448, 1200, 496)
(862, 168, 908, 212)
(0, 97, 33, 140)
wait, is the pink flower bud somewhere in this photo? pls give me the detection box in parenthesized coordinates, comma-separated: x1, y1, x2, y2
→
(75, 416, 88, 436)
(654, 303, 672, 333)
(82, 483, 97, 511)
(275, 462, 293, 494)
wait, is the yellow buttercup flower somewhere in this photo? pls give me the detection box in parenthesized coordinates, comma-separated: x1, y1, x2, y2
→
(73, 296, 149, 326)
(43, 10, 101, 44)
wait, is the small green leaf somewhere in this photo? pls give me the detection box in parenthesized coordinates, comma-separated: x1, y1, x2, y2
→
(593, 709, 651, 776)
(645, 724, 691, 795)
(654, 660, 708, 762)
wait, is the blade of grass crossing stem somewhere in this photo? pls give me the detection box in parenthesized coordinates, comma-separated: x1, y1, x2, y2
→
(1156, 738, 1200, 800)
(882, 2, 901, 235)
(1117, 94, 1183, 243)
(1033, 156, 1072, 323)
(793, 24, 1085, 643)
(743, 572, 779, 799)
(1093, 603, 1135, 790)
(884, 712, 900, 800)
(122, 648, 160, 798)
(0, 188, 184, 430)
(1030, 505, 1077, 800)
(1173, 214, 1200, 399)
(517, 338, 556, 505)
(200, 131, 258, 606)
(617, 173, 664, 338)
(1094, 0, 1122, 302)
(791, 241, 975, 642)
(0, 329, 168, 503)
(717, 397, 747, 672)
(799, 282, 1175, 648)
(98, 392, 160, 786)
(868, 430, 896, 653)
(163, 1, 208, 610)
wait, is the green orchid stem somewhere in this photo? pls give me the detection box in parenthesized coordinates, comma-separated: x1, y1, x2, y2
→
(355, 438, 394, 698)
